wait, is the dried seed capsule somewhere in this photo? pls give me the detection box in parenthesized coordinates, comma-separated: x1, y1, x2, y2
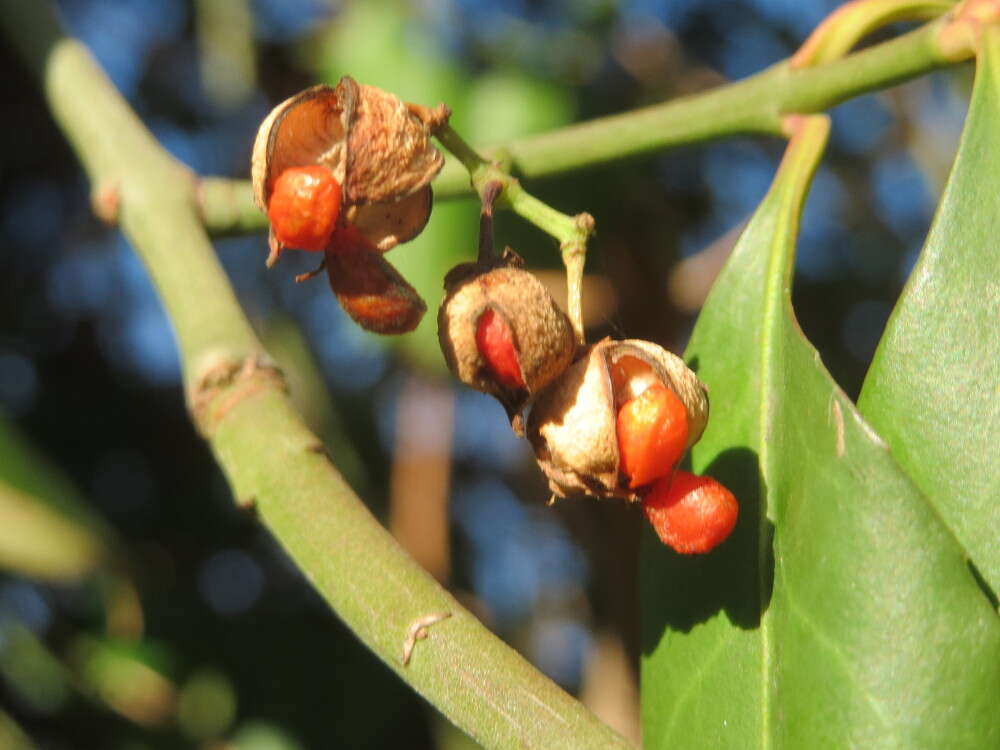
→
(251, 78, 448, 264)
(438, 249, 576, 430)
(527, 339, 708, 502)
(326, 226, 426, 335)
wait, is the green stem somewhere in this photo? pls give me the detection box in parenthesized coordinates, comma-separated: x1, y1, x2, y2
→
(197, 177, 264, 234)
(435, 123, 588, 244)
(0, 708, 36, 750)
(438, 13, 956, 195)
(0, 4, 633, 748)
(433, 121, 490, 176)
(193, 12, 960, 231)
(435, 123, 592, 344)
(194, 0, 256, 110)
(791, 0, 955, 68)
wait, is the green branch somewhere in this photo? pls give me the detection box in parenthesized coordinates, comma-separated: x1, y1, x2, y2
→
(0, 3, 633, 748)
(441, 15, 951, 191)
(197, 177, 263, 235)
(194, 9, 962, 234)
(790, 0, 955, 68)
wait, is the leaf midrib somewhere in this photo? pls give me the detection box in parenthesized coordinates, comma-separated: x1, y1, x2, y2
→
(756, 119, 829, 750)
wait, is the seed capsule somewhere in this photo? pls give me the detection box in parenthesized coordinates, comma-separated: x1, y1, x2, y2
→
(527, 339, 708, 502)
(325, 226, 426, 334)
(252, 77, 448, 264)
(438, 249, 576, 431)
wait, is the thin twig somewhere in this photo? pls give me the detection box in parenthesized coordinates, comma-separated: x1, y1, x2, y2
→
(435, 123, 593, 344)
(478, 180, 503, 263)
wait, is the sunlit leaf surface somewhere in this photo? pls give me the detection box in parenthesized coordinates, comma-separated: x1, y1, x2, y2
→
(858, 28, 1000, 595)
(640, 116, 1000, 749)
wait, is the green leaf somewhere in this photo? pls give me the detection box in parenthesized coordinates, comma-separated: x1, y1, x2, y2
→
(857, 28, 1000, 595)
(640, 116, 1000, 749)
(0, 415, 111, 581)
(0, 625, 71, 716)
(0, 709, 37, 750)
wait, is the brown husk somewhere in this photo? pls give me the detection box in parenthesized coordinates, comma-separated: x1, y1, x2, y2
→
(438, 249, 576, 430)
(325, 230, 426, 335)
(252, 78, 447, 253)
(527, 338, 709, 502)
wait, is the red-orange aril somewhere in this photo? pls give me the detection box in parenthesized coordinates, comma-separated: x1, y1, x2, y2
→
(267, 165, 342, 252)
(616, 383, 688, 488)
(609, 355, 659, 403)
(642, 471, 738, 554)
(475, 308, 525, 390)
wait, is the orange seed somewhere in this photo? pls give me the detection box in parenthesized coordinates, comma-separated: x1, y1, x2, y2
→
(267, 165, 342, 252)
(642, 471, 738, 554)
(616, 383, 688, 488)
(475, 308, 525, 390)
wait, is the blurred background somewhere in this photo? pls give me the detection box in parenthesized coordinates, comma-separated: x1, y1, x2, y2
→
(0, 0, 971, 747)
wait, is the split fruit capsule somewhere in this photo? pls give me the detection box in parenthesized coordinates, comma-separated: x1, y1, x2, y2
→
(527, 339, 708, 502)
(438, 249, 576, 431)
(251, 77, 450, 334)
(251, 77, 448, 263)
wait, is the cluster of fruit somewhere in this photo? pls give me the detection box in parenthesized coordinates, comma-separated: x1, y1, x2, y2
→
(251, 77, 447, 334)
(253, 80, 738, 554)
(440, 272, 738, 555)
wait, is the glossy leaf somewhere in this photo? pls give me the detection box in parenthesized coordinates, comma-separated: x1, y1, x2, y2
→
(858, 28, 1000, 595)
(640, 116, 1000, 748)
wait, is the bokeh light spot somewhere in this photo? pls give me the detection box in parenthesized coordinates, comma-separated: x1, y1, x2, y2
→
(198, 548, 265, 616)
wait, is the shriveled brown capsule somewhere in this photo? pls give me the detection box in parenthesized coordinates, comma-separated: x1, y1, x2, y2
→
(527, 338, 708, 502)
(251, 77, 449, 265)
(438, 249, 576, 431)
(325, 226, 426, 334)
